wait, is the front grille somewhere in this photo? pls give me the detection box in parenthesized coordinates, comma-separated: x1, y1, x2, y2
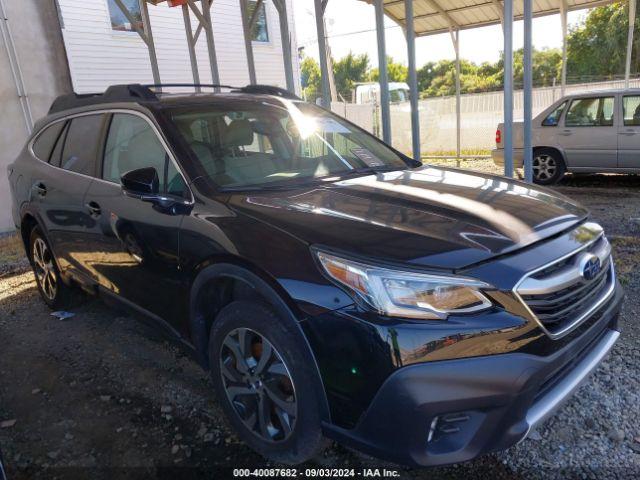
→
(516, 230, 615, 338)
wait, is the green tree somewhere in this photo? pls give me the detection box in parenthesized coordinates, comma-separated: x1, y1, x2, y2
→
(300, 55, 321, 101)
(333, 52, 370, 99)
(369, 57, 408, 82)
(566, 2, 640, 80)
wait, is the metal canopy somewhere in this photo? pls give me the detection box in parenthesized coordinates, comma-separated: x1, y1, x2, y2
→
(359, 0, 616, 36)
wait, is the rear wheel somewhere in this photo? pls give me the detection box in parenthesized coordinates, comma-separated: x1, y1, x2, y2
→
(29, 226, 76, 309)
(533, 148, 566, 185)
(209, 301, 325, 464)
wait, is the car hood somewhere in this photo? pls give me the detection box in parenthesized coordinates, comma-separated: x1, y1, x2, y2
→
(225, 166, 588, 270)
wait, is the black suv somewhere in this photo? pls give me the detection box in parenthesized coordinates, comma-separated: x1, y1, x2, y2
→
(8, 84, 623, 466)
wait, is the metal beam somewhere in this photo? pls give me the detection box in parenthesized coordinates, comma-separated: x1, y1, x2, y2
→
(503, 0, 514, 178)
(375, 0, 392, 144)
(523, 0, 533, 183)
(200, 0, 221, 89)
(423, 0, 460, 29)
(560, 0, 567, 96)
(182, 4, 201, 90)
(239, 0, 261, 85)
(314, 0, 331, 108)
(273, 0, 295, 93)
(626, 0, 637, 88)
(405, 0, 421, 161)
(139, 0, 161, 86)
(450, 28, 461, 166)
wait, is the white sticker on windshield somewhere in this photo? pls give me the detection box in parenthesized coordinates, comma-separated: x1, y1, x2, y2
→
(351, 148, 385, 167)
(314, 117, 351, 134)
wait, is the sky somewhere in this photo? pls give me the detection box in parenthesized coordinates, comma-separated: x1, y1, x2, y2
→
(293, 1, 588, 68)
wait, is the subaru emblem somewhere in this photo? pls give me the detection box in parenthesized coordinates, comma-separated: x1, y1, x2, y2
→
(580, 254, 601, 281)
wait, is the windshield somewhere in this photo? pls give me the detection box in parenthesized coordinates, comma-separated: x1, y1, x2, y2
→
(167, 100, 409, 190)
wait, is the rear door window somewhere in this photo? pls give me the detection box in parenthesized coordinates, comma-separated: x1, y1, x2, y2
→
(49, 122, 69, 167)
(33, 122, 66, 161)
(61, 114, 106, 176)
(565, 97, 615, 127)
(623, 96, 640, 126)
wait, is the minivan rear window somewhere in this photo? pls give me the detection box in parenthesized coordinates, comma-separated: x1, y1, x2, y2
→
(61, 114, 106, 176)
(32, 122, 66, 162)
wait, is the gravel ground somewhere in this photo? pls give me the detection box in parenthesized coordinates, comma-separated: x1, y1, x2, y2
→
(1, 172, 639, 479)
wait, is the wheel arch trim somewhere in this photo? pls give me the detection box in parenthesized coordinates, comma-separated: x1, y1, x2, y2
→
(188, 261, 332, 424)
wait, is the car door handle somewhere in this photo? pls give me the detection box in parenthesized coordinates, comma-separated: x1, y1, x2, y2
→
(619, 130, 636, 136)
(34, 182, 47, 197)
(559, 130, 573, 136)
(85, 202, 102, 218)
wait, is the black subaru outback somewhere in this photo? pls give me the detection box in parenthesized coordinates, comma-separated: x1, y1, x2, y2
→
(8, 84, 622, 466)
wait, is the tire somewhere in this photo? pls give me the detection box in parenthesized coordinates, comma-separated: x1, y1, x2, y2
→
(532, 148, 566, 185)
(209, 300, 325, 464)
(29, 226, 77, 310)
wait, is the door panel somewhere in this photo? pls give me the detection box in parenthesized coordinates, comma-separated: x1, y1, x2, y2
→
(561, 96, 618, 169)
(83, 113, 187, 330)
(34, 114, 107, 277)
(618, 95, 640, 168)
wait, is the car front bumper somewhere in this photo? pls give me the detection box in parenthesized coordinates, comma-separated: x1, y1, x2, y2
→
(322, 286, 622, 467)
(492, 148, 524, 168)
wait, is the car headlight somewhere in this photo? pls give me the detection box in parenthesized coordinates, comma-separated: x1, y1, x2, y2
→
(315, 250, 493, 320)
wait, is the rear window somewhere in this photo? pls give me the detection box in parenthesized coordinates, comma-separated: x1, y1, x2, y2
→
(32, 122, 66, 161)
(61, 115, 106, 176)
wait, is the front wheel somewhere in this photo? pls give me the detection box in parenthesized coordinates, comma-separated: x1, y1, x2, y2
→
(209, 301, 326, 464)
(532, 149, 566, 185)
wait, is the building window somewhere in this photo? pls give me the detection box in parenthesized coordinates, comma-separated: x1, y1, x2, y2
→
(248, 1, 269, 43)
(107, 0, 143, 32)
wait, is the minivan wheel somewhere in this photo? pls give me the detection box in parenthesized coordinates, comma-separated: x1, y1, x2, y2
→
(29, 226, 76, 309)
(209, 301, 325, 464)
(532, 149, 566, 185)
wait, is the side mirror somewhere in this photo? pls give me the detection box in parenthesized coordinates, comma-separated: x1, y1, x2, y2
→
(121, 167, 159, 196)
(121, 166, 192, 215)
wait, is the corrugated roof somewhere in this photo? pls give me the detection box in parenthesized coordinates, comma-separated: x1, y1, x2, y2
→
(359, 0, 616, 36)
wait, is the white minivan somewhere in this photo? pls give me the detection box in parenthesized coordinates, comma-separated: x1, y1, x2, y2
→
(492, 89, 640, 184)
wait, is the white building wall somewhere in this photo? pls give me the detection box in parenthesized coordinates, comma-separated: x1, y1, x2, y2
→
(57, 0, 300, 94)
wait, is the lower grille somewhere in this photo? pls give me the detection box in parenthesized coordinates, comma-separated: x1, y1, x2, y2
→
(516, 224, 615, 338)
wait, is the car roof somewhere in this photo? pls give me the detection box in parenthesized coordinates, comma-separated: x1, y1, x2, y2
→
(564, 88, 640, 98)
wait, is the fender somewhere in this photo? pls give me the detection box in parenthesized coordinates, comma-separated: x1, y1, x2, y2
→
(189, 262, 332, 423)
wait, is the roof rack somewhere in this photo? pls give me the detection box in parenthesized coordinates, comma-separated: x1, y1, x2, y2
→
(49, 84, 158, 114)
(233, 85, 300, 100)
(48, 83, 301, 114)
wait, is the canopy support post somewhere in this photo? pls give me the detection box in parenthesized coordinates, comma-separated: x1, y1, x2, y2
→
(626, 0, 636, 88)
(240, 0, 263, 85)
(273, 0, 295, 93)
(450, 28, 461, 167)
(560, 0, 568, 96)
(139, 0, 160, 86)
(375, 0, 391, 144)
(200, 0, 221, 90)
(182, 4, 201, 91)
(405, 0, 421, 161)
(314, 0, 331, 108)
(503, 0, 514, 178)
(523, 0, 533, 183)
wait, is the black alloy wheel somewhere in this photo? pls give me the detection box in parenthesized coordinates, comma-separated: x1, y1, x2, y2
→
(220, 327, 297, 443)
